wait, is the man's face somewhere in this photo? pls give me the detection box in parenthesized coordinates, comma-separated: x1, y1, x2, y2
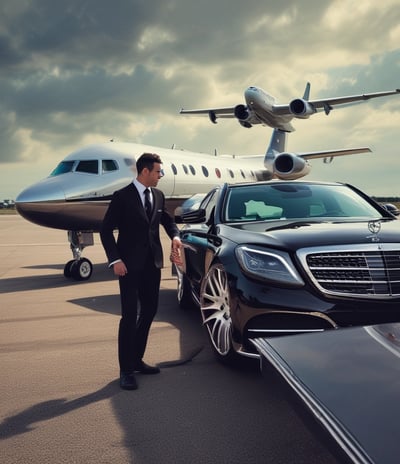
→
(145, 162, 163, 187)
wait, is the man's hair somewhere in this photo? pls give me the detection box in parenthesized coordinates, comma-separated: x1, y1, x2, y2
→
(136, 152, 162, 174)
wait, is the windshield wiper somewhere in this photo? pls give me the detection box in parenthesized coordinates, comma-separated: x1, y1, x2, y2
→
(265, 220, 327, 232)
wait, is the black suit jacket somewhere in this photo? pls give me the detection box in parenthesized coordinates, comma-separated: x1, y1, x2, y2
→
(100, 183, 179, 270)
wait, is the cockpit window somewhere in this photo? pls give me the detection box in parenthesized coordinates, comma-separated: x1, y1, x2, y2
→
(75, 160, 99, 174)
(49, 161, 75, 177)
(124, 158, 135, 166)
(102, 159, 118, 173)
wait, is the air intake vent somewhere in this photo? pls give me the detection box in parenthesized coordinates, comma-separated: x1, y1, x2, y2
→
(298, 244, 400, 298)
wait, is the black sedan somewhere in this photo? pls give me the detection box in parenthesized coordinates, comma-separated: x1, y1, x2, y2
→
(174, 180, 400, 365)
(253, 322, 400, 463)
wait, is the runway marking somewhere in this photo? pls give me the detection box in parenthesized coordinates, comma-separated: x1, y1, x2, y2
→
(0, 243, 70, 246)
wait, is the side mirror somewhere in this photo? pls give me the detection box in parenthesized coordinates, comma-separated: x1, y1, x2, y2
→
(180, 208, 207, 224)
(383, 203, 400, 216)
(174, 193, 208, 223)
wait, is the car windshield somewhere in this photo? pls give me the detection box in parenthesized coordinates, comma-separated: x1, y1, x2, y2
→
(224, 183, 382, 222)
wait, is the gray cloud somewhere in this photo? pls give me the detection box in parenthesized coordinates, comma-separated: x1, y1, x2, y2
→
(0, 0, 399, 197)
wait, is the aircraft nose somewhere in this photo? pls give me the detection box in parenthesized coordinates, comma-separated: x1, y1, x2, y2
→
(15, 178, 66, 228)
(16, 177, 65, 203)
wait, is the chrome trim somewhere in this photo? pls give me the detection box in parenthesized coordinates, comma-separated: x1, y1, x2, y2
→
(247, 309, 338, 330)
(297, 243, 400, 299)
(248, 328, 325, 333)
(236, 348, 260, 359)
(231, 337, 260, 359)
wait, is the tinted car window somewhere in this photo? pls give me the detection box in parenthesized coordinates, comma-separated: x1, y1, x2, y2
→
(201, 189, 218, 224)
(224, 183, 381, 222)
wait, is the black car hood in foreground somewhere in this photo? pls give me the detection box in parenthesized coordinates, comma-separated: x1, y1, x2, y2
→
(252, 323, 400, 464)
(224, 219, 400, 249)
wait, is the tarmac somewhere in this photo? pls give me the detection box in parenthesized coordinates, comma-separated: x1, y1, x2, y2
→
(0, 215, 341, 464)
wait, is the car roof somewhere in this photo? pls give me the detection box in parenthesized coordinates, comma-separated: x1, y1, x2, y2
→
(225, 179, 344, 189)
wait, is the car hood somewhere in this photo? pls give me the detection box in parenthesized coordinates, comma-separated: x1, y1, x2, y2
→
(252, 322, 400, 464)
(222, 219, 400, 250)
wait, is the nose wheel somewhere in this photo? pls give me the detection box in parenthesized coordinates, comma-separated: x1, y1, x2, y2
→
(64, 230, 94, 281)
(64, 258, 93, 281)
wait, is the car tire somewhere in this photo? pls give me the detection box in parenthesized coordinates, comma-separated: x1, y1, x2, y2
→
(200, 263, 242, 366)
(176, 265, 197, 310)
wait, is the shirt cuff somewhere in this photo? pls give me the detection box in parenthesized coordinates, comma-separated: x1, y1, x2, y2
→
(109, 259, 122, 268)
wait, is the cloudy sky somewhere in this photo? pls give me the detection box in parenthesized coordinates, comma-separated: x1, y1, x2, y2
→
(1, 0, 400, 199)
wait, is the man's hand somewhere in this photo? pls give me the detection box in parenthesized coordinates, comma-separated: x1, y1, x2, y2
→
(113, 261, 128, 277)
(170, 237, 183, 266)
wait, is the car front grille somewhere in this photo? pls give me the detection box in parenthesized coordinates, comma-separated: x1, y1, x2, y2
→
(297, 244, 400, 298)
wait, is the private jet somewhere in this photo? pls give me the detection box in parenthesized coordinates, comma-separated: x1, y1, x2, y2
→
(180, 83, 400, 130)
(16, 129, 370, 281)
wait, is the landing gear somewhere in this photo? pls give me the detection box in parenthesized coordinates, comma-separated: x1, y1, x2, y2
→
(64, 231, 94, 281)
(64, 258, 93, 280)
(63, 260, 75, 278)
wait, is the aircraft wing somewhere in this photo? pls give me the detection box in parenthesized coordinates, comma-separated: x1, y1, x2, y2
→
(180, 106, 237, 123)
(180, 107, 235, 116)
(298, 146, 371, 160)
(308, 89, 400, 109)
(273, 89, 400, 115)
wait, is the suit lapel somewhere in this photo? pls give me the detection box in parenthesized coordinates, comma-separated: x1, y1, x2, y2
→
(149, 189, 161, 222)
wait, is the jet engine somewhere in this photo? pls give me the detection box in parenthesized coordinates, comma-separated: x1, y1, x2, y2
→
(288, 99, 316, 118)
(234, 104, 253, 128)
(273, 153, 311, 180)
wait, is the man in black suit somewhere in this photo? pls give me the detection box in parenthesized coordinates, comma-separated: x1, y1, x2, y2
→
(100, 153, 182, 390)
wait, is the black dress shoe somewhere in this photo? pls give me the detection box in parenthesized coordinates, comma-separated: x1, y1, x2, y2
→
(120, 372, 138, 390)
(134, 361, 160, 375)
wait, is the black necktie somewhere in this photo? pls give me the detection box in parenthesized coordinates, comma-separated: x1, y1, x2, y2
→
(144, 188, 152, 219)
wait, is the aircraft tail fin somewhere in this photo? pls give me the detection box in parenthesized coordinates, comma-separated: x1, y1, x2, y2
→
(263, 128, 288, 174)
(265, 129, 287, 159)
(303, 82, 311, 101)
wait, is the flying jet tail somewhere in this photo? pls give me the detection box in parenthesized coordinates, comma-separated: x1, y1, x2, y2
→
(303, 82, 311, 100)
(261, 128, 371, 180)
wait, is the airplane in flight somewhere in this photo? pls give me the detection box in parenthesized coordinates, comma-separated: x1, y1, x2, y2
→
(180, 82, 400, 131)
(15, 129, 371, 281)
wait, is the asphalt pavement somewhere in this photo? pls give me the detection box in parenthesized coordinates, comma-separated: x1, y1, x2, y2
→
(0, 215, 341, 464)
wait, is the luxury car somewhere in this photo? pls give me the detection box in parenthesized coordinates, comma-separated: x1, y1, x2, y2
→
(174, 180, 400, 364)
(253, 322, 400, 464)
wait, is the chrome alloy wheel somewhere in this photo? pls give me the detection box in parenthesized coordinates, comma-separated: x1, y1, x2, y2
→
(176, 265, 197, 310)
(200, 264, 233, 356)
(176, 265, 186, 302)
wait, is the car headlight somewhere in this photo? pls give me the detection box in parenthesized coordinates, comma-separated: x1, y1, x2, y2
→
(235, 245, 304, 287)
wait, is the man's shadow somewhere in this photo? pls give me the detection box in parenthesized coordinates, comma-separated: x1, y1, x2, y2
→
(67, 287, 207, 368)
(0, 381, 118, 439)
